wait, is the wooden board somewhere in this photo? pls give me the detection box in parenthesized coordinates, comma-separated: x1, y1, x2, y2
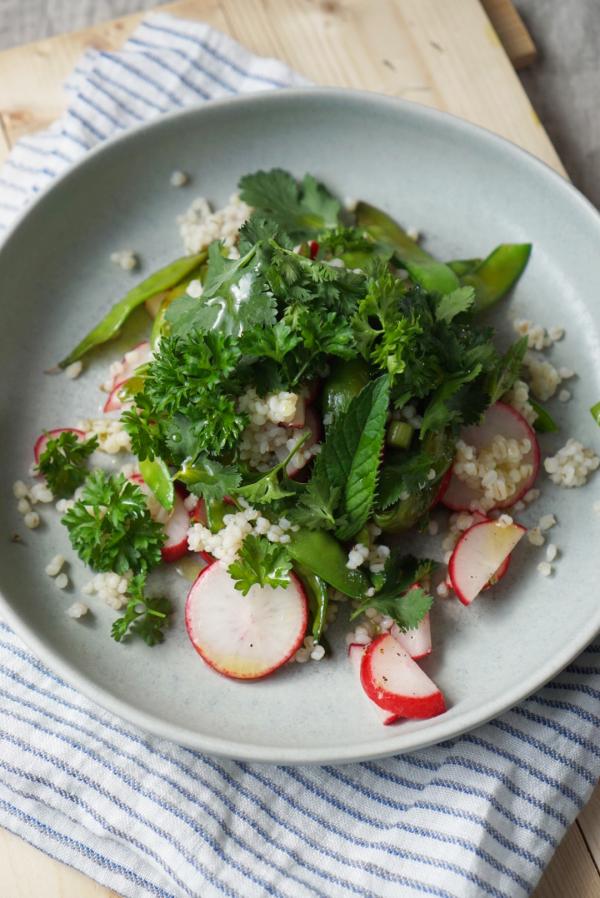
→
(0, 1, 596, 897)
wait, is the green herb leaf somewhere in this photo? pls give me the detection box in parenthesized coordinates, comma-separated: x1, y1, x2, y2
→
(488, 335, 528, 405)
(62, 471, 165, 574)
(288, 466, 340, 531)
(237, 433, 310, 505)
(59, 251, 207, 366)
(531, 399, 559, 433)
(435, 286, 475, 323)
(138, 457, 174, 512)
(238, 169, 341, 239)
(36, 431, 98, 497)
(378, 431, 455, 511)
(111, 573, 172, 646)
(591, 401, 600, 427)
(176, 456, 241, 502)
(228, 534, 292, 595)
(351, 553, 435, 630)
(315, 375, 390, 540)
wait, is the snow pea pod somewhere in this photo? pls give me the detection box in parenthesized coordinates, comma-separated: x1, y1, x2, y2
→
(321, 358, 370, 428)
(287, 528, 369, 598)
(59, 250, 208, 367)
(355, 201, 459, 295)
(139, 457, 174, 512)
(295, 563, 329, 642)
(590, 401, 600, 427)
(530, 400, 559, 433)
(463, 243, 531, 313)
(446, 258, 482, 277)
(374, 486, 435, 532)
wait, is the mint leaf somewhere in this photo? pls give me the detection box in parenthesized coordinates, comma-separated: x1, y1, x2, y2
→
(316, 375, 390, 540)
(238, 169, 341, 239)
(228, 535, 292, 595)
(435, 286, 475, 323)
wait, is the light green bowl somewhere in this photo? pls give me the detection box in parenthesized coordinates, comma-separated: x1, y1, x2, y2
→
(1, 88, 599, 763)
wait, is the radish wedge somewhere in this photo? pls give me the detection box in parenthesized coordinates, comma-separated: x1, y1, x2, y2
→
(442, 402, 540, 512)
(348, 643, 399, 725)
(185, 561, 308, 680)
(391, 613, 432, 660)
(34, 427, 86, 465)
(287, 407, 321, 477)
(130, 474, 191, 563)
(103, 341, 152, 393)
(361, 634, 446, 719)
(449, 518, 526, 606)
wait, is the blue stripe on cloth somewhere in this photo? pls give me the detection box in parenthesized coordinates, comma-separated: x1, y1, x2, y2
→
(489, 719, 596, 783)
(141, 17, 290, 88)
(85, 60, 169, 113)
(123, 41, 213, 100)
(128, 34, 236, 94)
(0, 795, 177, 898)
(97, 52, 186, 108)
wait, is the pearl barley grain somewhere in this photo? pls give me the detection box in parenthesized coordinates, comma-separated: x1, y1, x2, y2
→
(24, 512, 40, 529)
(67, 602, 89, 619)
(55, 573, 69, 590)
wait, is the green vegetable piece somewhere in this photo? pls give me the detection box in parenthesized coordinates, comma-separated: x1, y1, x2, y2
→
(386, 420, 413, 449)
(111, 573, 172, 646)
(352, 585, 433, 631)
(287, 528, 369, 598)
(374, 487, 436, 533)
(238, 169, 341, 239)
(176, 456, 241, 503)
(531, 400, 559, 433)
(434, 286, 475, 323)
(204, 497, 230, 533)
(378, 430, 455, 511)
(591, 401, 600, 427)
(59, 251, 207, 367)
(139, 457, 174, 512)
(36, 431, 98, 498)
(463, 244, 531, 313)
(487, 336, 528, 405)
(355, 201, 459, 295)
(295, 564, 329, 643)
(321, 358, 370, 427)
(228, 534, 292, 595)
(149, 281, 192, 348)
(446, 258, 483, 277)
(61, 471, 165, 574)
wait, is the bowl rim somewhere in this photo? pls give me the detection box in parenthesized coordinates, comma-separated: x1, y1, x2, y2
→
(2, 85, 599, 764)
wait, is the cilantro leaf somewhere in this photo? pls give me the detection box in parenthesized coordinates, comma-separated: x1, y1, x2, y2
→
(351, 553, 435, 630)
(488, 335, 528, 404)
(111, 573, 172, 646)
(287, 466, 340, 531)
(435, 286, 475, 323)
(237, 434, 310, 505)
(228, 534, 292, 595)
(315, 375, 390, 540)
(62, 471, 165, 574)
(238, 169, 341, 239)
(36, 431, 98, 497)
(176, 455, 241, 501)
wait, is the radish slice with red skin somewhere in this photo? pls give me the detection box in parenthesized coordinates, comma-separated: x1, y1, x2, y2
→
(34, 428, 86, 466)
(129, 474, 191, 563)
(309, 240, 319, 260)
(185, 561, 308, 680)
(360, 634, 446, 719)
(391, 613, 432, 660)
(430, 467, 452, 509)
(103, 380, 134, 414)
(348, 643, 399, 725)
(301, 380, 320, 405)
(442, 402, 540, 513)
(449, 518, 526, 606)
(287, 396, 306, 428)
(287, 407, 321, 478)
(104, 341, 152, 393)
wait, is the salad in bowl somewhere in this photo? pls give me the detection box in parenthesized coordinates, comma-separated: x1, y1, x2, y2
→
(14, 168, 599, 726)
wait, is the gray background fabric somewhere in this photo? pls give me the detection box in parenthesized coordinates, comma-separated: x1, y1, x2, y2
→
(0, 0, 598, 206)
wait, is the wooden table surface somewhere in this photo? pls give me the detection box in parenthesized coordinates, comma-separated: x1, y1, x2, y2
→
(0, 1, 598, 895)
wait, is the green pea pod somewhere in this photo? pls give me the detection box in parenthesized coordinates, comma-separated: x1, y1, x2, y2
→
(590, 401, 600, 427)
(463, 244, 531, 313)
(530, 400, 559, 433)
(321, 358, 370, 428)
(355, 201, 459, 295)
(204, 497, 230, 534)
(150, 281, 192, 349)
(446, 258, 483, 277)
(139, 457, 174, 512)
(287, 528, 368, 598)
(373, 486, 435, 533)
(295, 563, 329, 642)
(59, 251, 207, 367)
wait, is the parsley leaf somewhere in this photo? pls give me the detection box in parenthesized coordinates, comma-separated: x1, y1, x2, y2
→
(62, 471, 165, 574)
(111, 574, 172, 646)
(228, 534, 292, 595)
(435, 286, 475, 323)
(36, 431, 98, 497)
(238, 169, 341, 239)
(315, 375, 390, 540)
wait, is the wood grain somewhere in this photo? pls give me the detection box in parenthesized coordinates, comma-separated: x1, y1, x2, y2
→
(0, 1, 596, 897)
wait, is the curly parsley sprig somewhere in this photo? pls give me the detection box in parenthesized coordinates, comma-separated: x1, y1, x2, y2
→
(111, 573, 172, 646)
(36, 431, 98, 497)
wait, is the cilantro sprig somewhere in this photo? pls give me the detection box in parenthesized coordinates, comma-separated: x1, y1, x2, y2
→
(351, 553, 435, 631)
(36, 431, 98, 497)
(228, 534, 292, 595)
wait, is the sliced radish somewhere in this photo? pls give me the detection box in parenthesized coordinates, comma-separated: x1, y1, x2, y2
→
(103, 380, 134, 414)
(348, 643, 399, 725)
(185, 561, 308, 680)
(360, 634, 446, 719)
(103, 341, 152, 393)
(391, 613, 432, 660)
(130, 474, 191, 563)
(34, 427, 86, 465)
(442, 402, 540, 512)
(430, 467, 452, 509)
(309, 240, 320, 260)
(301, 379, 320, 405)
(287, 407, 321, 478)
(448, 518, 526, 606)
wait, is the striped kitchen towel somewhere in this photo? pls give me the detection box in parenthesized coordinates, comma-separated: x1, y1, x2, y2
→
(0, 13, 599, 898)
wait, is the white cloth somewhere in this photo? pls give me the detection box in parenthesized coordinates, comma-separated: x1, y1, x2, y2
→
(0, 14, 599, 898)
